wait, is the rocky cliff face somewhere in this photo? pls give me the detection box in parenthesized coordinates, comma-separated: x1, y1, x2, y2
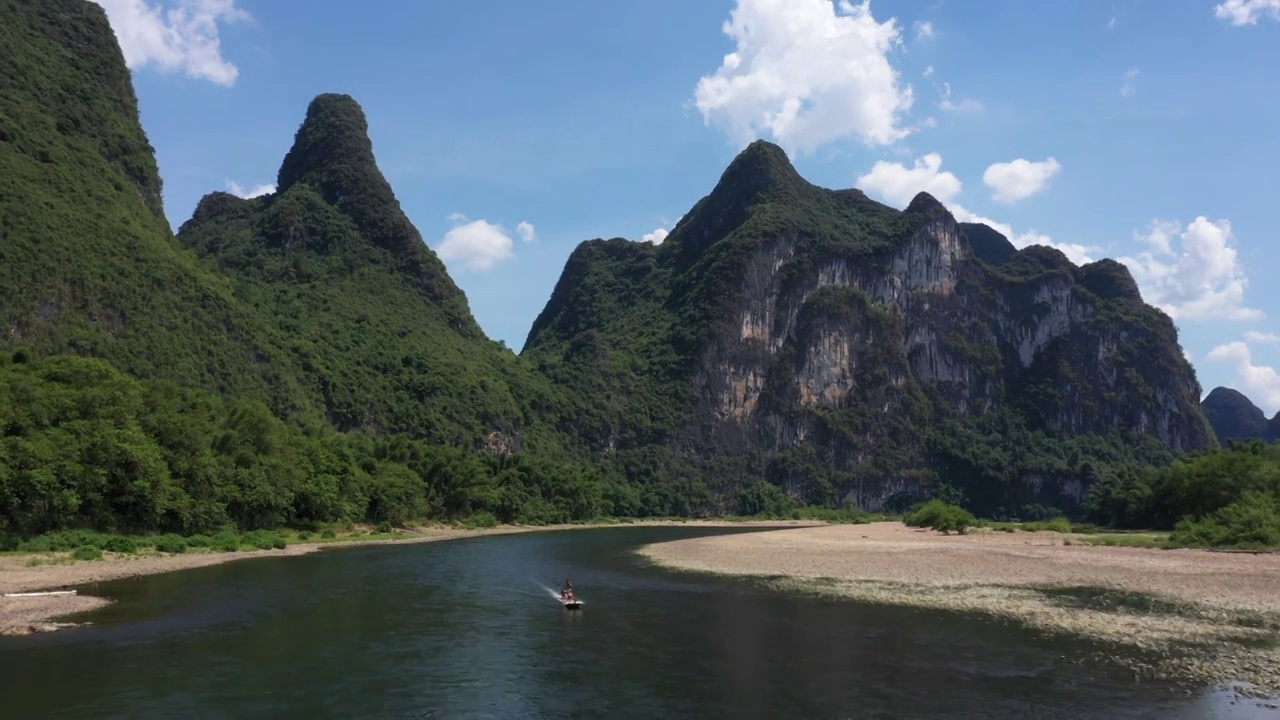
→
(1202, 387, 1277, 443)
(525, 141, 1212, 516)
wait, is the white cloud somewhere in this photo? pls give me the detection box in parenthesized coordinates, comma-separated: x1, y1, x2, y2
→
(1215, 0, 1280, 25)
(225, 180, 274, 199)
(982, 157, 1062, 203)
(923, 65, 935, 77)
(913, 20, 936, 40)
(92, 0, 248, 86)
(435, 216, 517, 272)
(642, 228, 670, 245)
(938, 82, 983, 115)
(1244, 331, 1280, 344)
(856, 153, 962, 207)
(1119, 217, 1263, 321)
(1206, 340, 1280, 415)
(693, 0, 914, 153)
(1120, 68, 1139, 97)
(949, 205, 1099, 265)
(1108, 15, 1118, 29)
(516, 221, 537, 243)
(855, 154, 1096, 264)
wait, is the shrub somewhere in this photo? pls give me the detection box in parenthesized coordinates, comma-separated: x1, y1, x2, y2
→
(101, 536, 138, 553)
(152, 535, 187, 554)
(904, 499, 976, 535)
(1171, 492, 1280, 549)
(461, 511, 498, 529)
(72, 546, 103, 561)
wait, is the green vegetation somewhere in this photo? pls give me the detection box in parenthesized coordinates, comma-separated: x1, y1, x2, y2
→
(0, 1, 1248, 553)
(0, 353, 624, 540)
(1086, 440, 1280, 549)
(903, 499, 977, 535)
(0, 0, 319, 422)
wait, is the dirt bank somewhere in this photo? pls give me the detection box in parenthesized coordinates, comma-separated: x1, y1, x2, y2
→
(0, 519, 814, 636)
(638, 522, 1280, 696)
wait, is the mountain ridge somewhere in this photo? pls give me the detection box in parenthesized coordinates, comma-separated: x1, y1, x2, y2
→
(525, 138, 1211, 516)
(1201, 386, 1278, 444)
(0, 0, 1225, 532)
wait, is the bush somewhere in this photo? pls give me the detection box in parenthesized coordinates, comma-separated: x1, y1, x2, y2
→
(904, 499, 976, 535)
(72, 546, 103, 561)
(242, 530, 287, 550)
(101, 536, 138, 553)
(460, 511, 498, 529)
(321, 530, 337, 539)
(1170, 491, 1280, 549)
(152, 535, 187, 554)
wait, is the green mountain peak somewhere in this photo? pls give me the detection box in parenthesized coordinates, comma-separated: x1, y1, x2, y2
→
(270, 93, 477, 333)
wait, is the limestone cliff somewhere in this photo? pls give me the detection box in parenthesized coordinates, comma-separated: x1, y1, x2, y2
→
(525, 141, 1212, 517)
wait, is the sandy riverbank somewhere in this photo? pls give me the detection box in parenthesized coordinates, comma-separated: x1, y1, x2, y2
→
(638, 522, 1280, 697)
(0, 519, 815, 636)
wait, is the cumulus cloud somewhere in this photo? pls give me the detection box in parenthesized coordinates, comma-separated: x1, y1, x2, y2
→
(225, 180, 274, 199)
(1215, 0, 1280, 25)
(1245, 331, 1280, 344)
(516, 221, 537, 243)
(982, 157, 1062, 203)
(913, 20, 936, 40)
(1120, 217, 1263, 321)
(1206, 340, 1280, 415)
(92, 0, 249, 86)
(855, 153, 1096, 264)
(642, 228, 670, 245)
(1120, 68, 1139, 97)
(856, 153, 962, 207)
(693, 0, 914, 153)
(938, 82, 983, 115)
(923, 65, 935, 77)
(435, 214, 531, 272)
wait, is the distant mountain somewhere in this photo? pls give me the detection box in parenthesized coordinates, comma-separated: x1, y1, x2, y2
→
(525, 140, 1213, 517)
(1201, 387, 1277, 444)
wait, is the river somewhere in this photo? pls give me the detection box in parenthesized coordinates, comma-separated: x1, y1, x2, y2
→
(0, 526, 1274, 718)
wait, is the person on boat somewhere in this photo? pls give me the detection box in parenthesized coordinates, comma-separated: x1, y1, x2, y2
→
(561, 578, 574, 601)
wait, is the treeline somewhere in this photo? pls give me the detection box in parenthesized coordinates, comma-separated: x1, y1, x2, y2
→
(1087, 439, 1280, 548)
(0, 352, 642, 539)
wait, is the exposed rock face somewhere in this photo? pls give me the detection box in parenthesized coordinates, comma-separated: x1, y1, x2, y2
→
(525, 140, 1214, 516)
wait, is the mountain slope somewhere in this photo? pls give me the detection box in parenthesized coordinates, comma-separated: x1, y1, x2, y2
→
(1201, 387, 1276, 443)
(178, 95, 573, 451)
(0, 0, 315, 419)
(525, 140, 1212, 517)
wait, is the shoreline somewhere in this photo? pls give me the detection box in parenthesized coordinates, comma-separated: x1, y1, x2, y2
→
(0, 519, 814, 636)
(637, 522, 1280, 698)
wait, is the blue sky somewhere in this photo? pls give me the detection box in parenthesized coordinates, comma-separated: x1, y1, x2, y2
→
(96, 0, 1280, 414)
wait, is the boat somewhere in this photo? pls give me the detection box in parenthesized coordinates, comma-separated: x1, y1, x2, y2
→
(559, 589, 583, 610)
(3, 586, 76, 597)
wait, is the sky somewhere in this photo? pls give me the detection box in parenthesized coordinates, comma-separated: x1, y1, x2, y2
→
(93, 0, 1280, 415)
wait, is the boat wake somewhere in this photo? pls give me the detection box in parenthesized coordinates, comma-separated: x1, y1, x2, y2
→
(534, 581, 563, 602)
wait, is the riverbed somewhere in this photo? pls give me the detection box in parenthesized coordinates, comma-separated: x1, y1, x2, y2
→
(0, 526, 1274, 718)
